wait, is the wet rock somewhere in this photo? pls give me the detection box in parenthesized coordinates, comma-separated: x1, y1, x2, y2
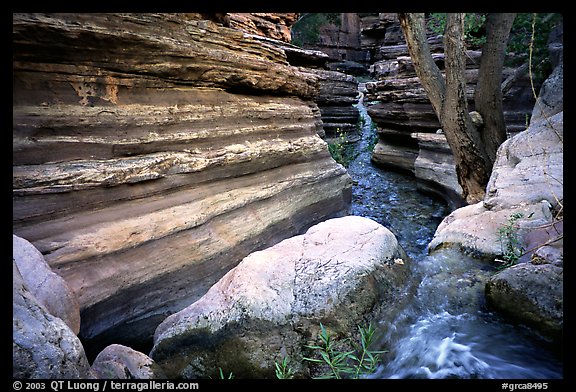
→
(12, 234, 80, 334)
(150, 216, 411, 378)
(91, 344, 166, 379)
(13, 261, 92, 379)
(486, 263, 563, 341)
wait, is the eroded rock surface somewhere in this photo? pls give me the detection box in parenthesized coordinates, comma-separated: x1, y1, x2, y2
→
(429, 111, 562, 257)
(13, 234, 81, 335)
(486, 263, 563, 341)
(13, 13, 351, 351)
(150, 216, 411, 378)
(363, 14, 535, 205)
(429, 109, 563, 340)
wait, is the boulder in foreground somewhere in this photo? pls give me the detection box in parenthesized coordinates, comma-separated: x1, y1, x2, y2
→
(150, 216, 411, 378)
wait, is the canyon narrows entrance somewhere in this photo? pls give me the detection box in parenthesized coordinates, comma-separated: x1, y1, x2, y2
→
(345, 92, 562, 379)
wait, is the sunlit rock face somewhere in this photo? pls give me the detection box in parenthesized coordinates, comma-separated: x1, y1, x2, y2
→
(227, 13, 299, 43)
(13, 13, 352, 351)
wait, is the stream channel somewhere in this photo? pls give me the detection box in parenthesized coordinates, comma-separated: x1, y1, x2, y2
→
(345, 93, 562, 379)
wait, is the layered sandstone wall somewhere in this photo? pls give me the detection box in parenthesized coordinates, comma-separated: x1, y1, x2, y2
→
(228, 13, 298, 43)
(13, 13, 351, 350)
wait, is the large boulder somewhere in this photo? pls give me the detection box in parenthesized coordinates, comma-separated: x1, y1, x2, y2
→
(13, 234, 80, 334)
(150, 216, 411, 378)
(91, 344, 166, 379)
(485, 262, 563, 341)
(13, 261, 92, 379)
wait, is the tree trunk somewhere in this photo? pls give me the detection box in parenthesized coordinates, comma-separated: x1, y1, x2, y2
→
(398, 13, 445, 118)
(399, 13, 492, 203)
(442, 14, 491, 203)
(475, 13, 516, 163)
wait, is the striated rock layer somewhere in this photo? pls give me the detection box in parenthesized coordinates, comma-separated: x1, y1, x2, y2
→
(13, 13, 352, 352)
(228, 13, 298, 43)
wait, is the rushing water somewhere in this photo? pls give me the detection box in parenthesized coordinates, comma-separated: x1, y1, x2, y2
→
(346, 93, 563, 379)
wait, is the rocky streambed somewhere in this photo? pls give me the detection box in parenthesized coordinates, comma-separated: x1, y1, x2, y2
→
(13, 13, 563, 380)
(348, 96, 563, 379)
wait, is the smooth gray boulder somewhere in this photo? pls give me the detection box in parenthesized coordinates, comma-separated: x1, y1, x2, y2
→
(13, 261, 92, 379)
(150, 216, 411, 378)
(429, 111, 563, 259)
(91, 344, 167, 379)
(13, 234, 81, 334)
(486, 262, 563, 341)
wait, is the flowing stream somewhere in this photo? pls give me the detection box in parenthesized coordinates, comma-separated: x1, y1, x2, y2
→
(346, 93, 562, 379)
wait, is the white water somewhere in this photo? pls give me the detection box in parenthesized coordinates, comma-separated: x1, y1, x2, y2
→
(370, 249, 562, 379)
(347, 96, 562, 380)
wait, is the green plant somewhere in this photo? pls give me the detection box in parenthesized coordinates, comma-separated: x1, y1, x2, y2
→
(327, 128, 358, 167)
(291, 13, 341, 47)
(507, 13, 562, 82)
(427, 13, 487, 47)
(496, 212, 525, 269)
(303, 323, 385, 379)
(427, 13, 562, 84)
(365, 121, 379, 154)
(216, 367, 234, 379)
(274, 357, 295, 379)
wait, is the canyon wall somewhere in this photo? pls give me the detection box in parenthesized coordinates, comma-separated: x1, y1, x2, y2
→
(13, 13, 352, 352)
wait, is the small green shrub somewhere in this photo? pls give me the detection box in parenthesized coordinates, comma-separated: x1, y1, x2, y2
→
(365, 121, 379, 154)
(291, 13, 341, 47)
(274, 357, 295, 379)
(496, 212, 524, 270)
(327, 128, 358, 167)
(211, 367, 234, 379)
(427, 13, 487, 47)
(303, 323, 385, 379)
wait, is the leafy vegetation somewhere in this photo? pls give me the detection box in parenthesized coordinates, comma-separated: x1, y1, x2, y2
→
(291, 13, 341, 47)
(327, 128, 358, 167)
(274, 357, 295, 379)
(214, 367, 234, 379)
(496, 212, 525, 270)
(427, 13, 487, 47)
(426, 13, 562, 83)
(365, 119, 379, 154)
(507, 13, 562, 81)
(303, 323, 385, 379)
